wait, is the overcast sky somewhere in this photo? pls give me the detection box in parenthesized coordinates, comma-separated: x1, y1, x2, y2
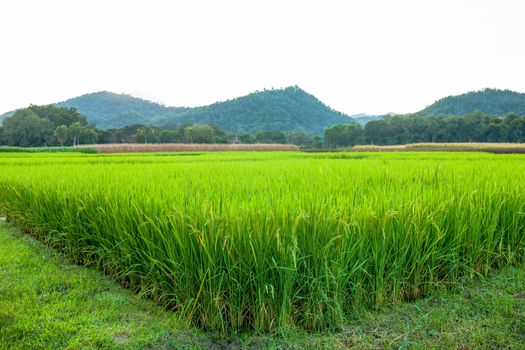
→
(1, 0, 524, 115)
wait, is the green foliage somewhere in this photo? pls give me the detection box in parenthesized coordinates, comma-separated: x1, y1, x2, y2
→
(78, 127, 99, 145)
(98, 124, 229, 144)
(57, 91, 189, 129)
(1, 109, 54, 146)
(324, 123, 364, 147)
(0, 105, 97, 147)
(159, 129, 180, 143)
(135, 125, 157, 143)
(3, 222, 524, 348)
(98, 124, 148, 144)
(286, 130, 313, 147)
(35, 87, 353, 134)
(167, 86, 353, 134)
(1, 152, 524, 333)
(53, 125, 68, 146)
(420, 88, 525, 116)
(255, 130, 287, 144)
(27, 104, 88, 126)
(0, 223, 184, 349)
(362, 112, 525, 145)
(239, 134, 255, 144)
(67, 121, 98, 146)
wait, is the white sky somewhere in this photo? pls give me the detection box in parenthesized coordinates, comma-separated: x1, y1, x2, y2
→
(1, 0, 524, 115)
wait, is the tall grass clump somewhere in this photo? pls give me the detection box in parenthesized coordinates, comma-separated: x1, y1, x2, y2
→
(0, 151, 524, 332)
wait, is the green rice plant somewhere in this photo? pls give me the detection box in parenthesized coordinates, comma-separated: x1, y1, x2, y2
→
(0, 151, 524, 332)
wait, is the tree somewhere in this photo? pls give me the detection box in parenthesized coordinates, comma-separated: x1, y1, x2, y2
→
(287, 130, 313, 146)
(255, 131, 287, 144)
(353, 112, 525, 145)
(239, 134, 255, 144)
(2, 109, 54, 146)
(28, 105, 87, 127)
(183, 125, 216, 143)
(135, 126, 156, 143)
(324, 123, 363, 148)
(78, 127, 98, 145)
(53, 125, 69, 146)
(69, 122, 82, 146)
(159, 130, 180, 143)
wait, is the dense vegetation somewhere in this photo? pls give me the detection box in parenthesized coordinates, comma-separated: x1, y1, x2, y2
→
(57, 91, 189, 129)
(164, 86, 352, 134)
(324, 112, 525, 147)
(0, 105, 97, 147)
(420, 88, 525, 116)
(1, 152, 524, 333)
(2, 222, 524, 349)
(1, 87, 354, 133)
(0, 103, 322, 148)
(97, 124, 231, 144)
(5, 88, 525, 149)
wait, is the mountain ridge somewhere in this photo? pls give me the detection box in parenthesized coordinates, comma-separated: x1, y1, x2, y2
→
(3, 87, 525, 134)
(161, 86, 353, 134)
(1, 86, 355, 134)
(419, 88, 525, 116)
(56, 91, 190, 129)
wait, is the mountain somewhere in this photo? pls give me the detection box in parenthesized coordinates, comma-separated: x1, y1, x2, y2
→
(1, 87, 354, 134)
(162, 86, 353, 134)
(350, 114, 386, 126)
(419, 88, 525, 116)
(57, 92, 189, 129)
(0, 112, 11, 123)
(0, 92, 188, 130)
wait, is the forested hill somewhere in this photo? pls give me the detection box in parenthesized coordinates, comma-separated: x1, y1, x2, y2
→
(57, 92, 189, 129)
(420, 88, 525, 116)
(1, 87, 354, 133)
(165, 86, 353, 134)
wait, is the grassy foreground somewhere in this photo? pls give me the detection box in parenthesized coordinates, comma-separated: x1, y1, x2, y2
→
(1, 222, 525, 349)
(1, 152, 525, 333)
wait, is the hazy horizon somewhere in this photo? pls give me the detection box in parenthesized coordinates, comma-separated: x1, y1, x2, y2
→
(1, 0, 524, 116)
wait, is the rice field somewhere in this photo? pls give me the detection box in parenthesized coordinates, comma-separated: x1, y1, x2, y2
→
(0, 151, 524, 333)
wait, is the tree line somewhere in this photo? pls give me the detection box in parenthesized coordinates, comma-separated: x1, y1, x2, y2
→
(0, 105, 322, 147)
(324, 112, 525, 147)
(3, 105, 525, 149)
(0, 105, 97, 147)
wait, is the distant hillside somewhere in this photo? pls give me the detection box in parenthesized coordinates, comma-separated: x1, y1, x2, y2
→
(1, 87, 354, 134)
(350, 114, 386, 126)
(0, 92, 188, 129)
(162, 86, 353, 134)
(57, 92, 189, 129)
(420, 88, 525, 116)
